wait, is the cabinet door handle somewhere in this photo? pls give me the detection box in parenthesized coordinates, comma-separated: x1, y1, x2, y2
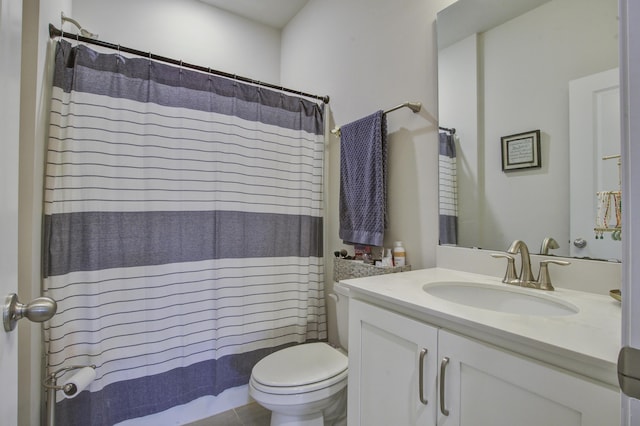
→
(440, 357, 450, 416)
(419, 348, 428, 405)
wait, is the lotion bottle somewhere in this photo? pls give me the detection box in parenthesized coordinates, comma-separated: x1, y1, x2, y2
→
(393, 241, 406, 267)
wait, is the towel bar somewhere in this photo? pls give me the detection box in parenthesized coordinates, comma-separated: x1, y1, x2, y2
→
(331, 101, 422, 137)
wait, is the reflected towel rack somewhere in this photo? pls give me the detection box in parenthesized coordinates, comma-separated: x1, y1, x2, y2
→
(331, 101, 422, 137)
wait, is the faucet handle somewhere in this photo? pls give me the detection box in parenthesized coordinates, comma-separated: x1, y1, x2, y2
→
(536, 259, 571, 291)
(490, 253, 518, 284)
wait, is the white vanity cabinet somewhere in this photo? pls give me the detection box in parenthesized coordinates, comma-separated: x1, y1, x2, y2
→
(348, 299, 620, 426)
(437, 329, 619, 426)
(348, 299, 439, 425)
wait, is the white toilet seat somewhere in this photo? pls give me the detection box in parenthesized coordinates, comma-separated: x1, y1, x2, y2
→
(250, 342, 348, 395)
(248, 290, 350, 426)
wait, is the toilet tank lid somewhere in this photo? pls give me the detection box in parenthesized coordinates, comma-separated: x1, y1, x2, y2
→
(252, 342, 347, 387)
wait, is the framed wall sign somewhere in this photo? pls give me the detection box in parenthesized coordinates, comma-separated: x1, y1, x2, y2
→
(501, 130, 541, 171)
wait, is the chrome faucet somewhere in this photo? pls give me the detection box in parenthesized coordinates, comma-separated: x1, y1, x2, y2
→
(539, 237, 559, 255)
(507, 240, 535, 286)
(536, 259, 571, 291)
(491, 239, 571, 291)
(490, 253, 518, 284)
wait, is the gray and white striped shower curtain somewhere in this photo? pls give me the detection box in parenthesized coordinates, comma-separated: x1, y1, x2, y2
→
(439, 132, 458, 245)
(43, 40, 326, 425)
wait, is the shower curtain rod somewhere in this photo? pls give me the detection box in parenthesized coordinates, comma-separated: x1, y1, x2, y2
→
(330, 101, 422, 136)
(439, 126, 456, 134)
(48, 24, 330, 104)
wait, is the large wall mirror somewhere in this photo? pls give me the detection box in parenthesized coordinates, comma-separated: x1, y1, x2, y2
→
(437, 0, 620, 261)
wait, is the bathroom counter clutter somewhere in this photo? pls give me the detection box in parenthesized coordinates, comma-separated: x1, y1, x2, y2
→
(341, 267, 621, 387)
(333, 258, 411, 281)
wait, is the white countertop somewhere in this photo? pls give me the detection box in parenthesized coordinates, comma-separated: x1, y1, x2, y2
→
(340, 267, 622, 387)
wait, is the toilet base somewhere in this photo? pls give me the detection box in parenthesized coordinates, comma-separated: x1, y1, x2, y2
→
(271, 411, 323, 426)
(257, 386, 347, 426)
(270, 409, 346, 426)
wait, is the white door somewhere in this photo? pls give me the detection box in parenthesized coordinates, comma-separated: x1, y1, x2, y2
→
(0, 0, 23, 424)
(620, 0, 640, 423)
(569, 68, 621, 261)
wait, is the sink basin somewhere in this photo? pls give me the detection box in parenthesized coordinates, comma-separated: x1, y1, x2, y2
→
(423, 281, 579, 316)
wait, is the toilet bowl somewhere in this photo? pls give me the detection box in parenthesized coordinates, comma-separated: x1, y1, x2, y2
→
(249, 282, 350, 426)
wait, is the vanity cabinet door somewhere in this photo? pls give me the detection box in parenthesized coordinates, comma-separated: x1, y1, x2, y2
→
(437, 330, 620, 426)
(348, 299, 438, 426)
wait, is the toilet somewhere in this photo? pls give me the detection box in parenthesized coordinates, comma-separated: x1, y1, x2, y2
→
(249, 282, 350, 426)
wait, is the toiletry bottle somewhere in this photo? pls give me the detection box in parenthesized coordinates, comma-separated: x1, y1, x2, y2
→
(393, 241, 406, 267)
(382, 248, 393, 267)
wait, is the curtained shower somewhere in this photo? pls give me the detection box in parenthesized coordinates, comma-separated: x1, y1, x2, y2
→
(43, 40, 326, 425)
(439, 131, 458, 245)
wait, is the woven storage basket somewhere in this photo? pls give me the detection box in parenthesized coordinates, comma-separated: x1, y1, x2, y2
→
(333, 258, 411, 282)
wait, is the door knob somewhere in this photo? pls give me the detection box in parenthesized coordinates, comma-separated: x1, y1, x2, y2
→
(3, 293, 57, 332)
(573, 238, 587, 248)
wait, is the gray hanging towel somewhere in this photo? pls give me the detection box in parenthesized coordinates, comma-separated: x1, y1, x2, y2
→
(339, 110, 387, 246)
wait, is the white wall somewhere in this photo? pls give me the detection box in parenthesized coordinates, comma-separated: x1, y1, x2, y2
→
(71, 0, 282, 84)
(282, 0, 455, 270)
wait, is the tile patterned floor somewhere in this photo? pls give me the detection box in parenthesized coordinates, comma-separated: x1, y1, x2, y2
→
(184, 402, 271, 426)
